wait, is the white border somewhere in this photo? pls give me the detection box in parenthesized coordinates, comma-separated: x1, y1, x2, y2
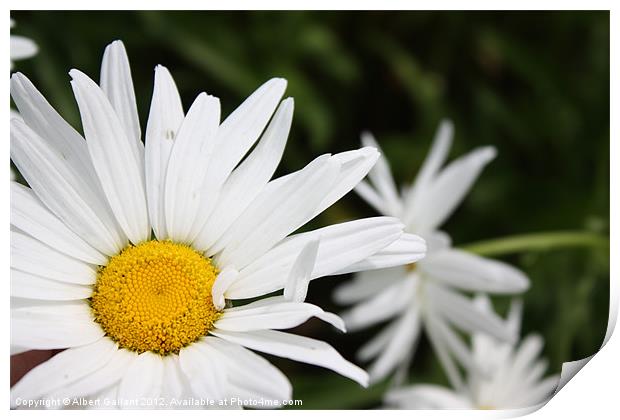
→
(4, 2, 616, 418)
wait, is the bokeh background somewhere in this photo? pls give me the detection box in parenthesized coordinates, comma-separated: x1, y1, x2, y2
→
(10, 11, 610, 409)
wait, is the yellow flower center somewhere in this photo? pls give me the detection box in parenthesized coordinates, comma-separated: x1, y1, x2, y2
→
(91, 240, 221, 355)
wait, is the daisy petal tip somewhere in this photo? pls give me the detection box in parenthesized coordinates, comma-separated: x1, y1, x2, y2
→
(360, 145, 380, 161)
(264, 77, 288, 93)
(196, 91, 219, 103)
(10, 71, 26, 83)
(515, 275, 530, 293)
(359, 372, 371, 388)
(107, 39, 126, 50)
(213, 295, 225, 311)
(360, 130, 377, 145)
(212, 266, 239, 310)
(501, 264, 530, 294)
(479, 145, 498, 163)
(367, 371, 382, 386)
(68, 68, 92, 85)
(320, 311, 347, 333)
(272, 76, 288, 86)
(439, 118, 455, 132)
(280, 96, 295, 110)
(153, 63, 171, 75)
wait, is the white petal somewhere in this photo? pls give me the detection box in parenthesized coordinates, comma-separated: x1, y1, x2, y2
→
(511, 334, 544, 374)
(192, 98, 292, 251)
(47, 348, 136, 400)
(11, 302, 104, 350)
(367, 306, 421, 382)
(333, 267, 405, 305)
(310, 147, 380, 220)
(211, 329, 368, 386)
(357, 318, 400, 362)
(10, 111, 125, 256)
(11, 338, 118, 403)
(268, 148, 379, 222)
(385, 384, 472, 409)
(11, 296, 55, 310)
(213, 155, 340, 269)
(216, 299, 345, 332)
(410, 146, 496, 232)
(355, 180, 391, 215)
(519, 375, 559, 407)
(284, 238, 319, 303)
(427, 283, 515, 343)
(10, 345, 30, 356)
(423, 313, 464, 391)
(360, 132, 402, 215)
(420, 248, 529, 293)
(10, 35, 38, 60)
(118, 352, 163, 408)
(160, 354, 191, 401)
(100, 40, 143, 165)
(11, 230, 97, 285)
(163, 93, 221, 243)
(70, 69, 150, 244)
(215, 78, 287, 178)
(205, 337, 292, 405)
(227, 217, 405, 299)
(10, 73, 101, 192)
(145, 65, 185, 240)
(341, 277, 415, 332)
(333, 232, 426, 275)
(403, 119, 454, 226)
(179, 340, 227, 401)
(426, 230, 453, 253)
(428, 315, 480, 377)
(505, 298, 524, 336)
(11, 269, 92, 300)
(521, 359, 549, 390)
(11, 182, 107, 265)
(211, 266, 239, 310)
(91, 385, 119, 408)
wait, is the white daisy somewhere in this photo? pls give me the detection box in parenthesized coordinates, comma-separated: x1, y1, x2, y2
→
(10, 20, 38, 70)
(384, 296, 560, 410)
(10, 40, 427, 409)
(333, 122, 530, 387)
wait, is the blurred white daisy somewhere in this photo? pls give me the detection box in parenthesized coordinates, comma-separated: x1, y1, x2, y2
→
(384, 296, 560, 410)
(10, 40, 426, 409)
(333, 122, 529, 387)
(10, 20, 38, 70)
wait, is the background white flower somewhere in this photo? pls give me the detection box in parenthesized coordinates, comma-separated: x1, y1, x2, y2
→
(333, 122, 530, 387)
(10, 40, 426, 409)
(384, 295, 560, 410)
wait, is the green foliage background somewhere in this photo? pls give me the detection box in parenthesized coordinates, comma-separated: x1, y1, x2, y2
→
(11, 11, 610, 409)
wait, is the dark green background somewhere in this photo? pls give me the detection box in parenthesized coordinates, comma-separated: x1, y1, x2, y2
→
(11, 11, 610, 409)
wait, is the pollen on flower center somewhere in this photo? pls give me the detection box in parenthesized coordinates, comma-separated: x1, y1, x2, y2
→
(90, 240, 221, 355)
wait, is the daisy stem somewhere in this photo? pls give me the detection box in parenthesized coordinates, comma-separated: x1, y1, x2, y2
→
(459, 231, 609, 257)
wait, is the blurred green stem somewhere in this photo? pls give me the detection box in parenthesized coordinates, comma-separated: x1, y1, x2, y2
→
(460, 231, 609, 257)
